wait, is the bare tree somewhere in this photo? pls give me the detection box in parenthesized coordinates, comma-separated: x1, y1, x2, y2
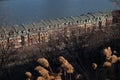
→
(0, 41, 16, 80)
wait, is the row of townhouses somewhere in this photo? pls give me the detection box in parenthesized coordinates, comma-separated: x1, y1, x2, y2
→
(0, 11, 113, 48)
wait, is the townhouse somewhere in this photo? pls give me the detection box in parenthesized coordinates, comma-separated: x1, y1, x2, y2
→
(0, 11, 113, 48)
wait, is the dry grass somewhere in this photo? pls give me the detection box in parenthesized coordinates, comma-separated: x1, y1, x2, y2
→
(25, 72, 32, 80)
(37, 58, 49, 67)
(59, 56, 74, 74)
(103, 47, 112, 59)
(34, 66, 49, 78)
(25, 72, 32, 78)
(110, 55, 118, 64)
(24, 47, 120, 80)
(54, 74, 62, 80)
(37, 76, 45, 80)
(37, 57, 53, 73)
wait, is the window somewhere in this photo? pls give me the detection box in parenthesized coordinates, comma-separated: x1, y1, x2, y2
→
(85, 19, 87, 22)
(64, 23, 66, 25)
(21, 31, 24, 33)
(99, 17, 101, 20)
(76, 21, 79, 23)
(39, 28, 41, 30)
(28, 29, 30, 32)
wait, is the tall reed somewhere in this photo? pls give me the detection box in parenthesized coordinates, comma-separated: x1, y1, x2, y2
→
(37, 58, 53, 73)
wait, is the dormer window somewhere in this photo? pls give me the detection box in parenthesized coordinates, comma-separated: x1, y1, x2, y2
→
(21, 31, 24, 33)
(76, 21, 79, 23)
(85, 19, 87, 22)
(64, 23, 66, 25)
(99, 17, 101, 20)
(28, 29, 31, 32)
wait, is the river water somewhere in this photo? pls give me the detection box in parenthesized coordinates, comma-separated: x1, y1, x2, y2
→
(0, 0, 119, 25)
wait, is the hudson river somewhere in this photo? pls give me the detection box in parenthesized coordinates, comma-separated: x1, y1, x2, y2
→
(0, 0, 119, 25)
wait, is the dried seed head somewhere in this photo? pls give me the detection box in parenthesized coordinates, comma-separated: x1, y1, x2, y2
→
(37, 76, 45, 80)
(59, 56, 66, 63)
(59, 56, 74, 74)
(49, 75, 55, 80)
(110, 55, 118, 63)
(103, 61, 112, 68)
(25, 72, 32, 78)
(103, 47, 112, 58)
(92, 63, 97, 70)
(54, 75, 62, 80)
(66, 63, 74, 73)
(34, 66, 49, 78)
(37, 58, 49, 67)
